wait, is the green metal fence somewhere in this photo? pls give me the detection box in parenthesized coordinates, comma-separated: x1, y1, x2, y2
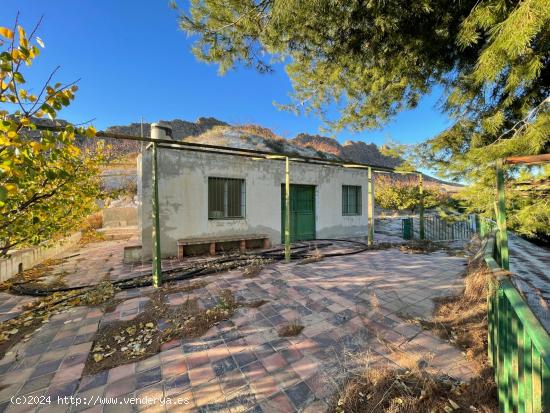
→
(484, 232, 550, 412)
(424, 214, 475, 241)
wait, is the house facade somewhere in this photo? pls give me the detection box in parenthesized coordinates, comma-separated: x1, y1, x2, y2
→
(137, 127, 373, 259)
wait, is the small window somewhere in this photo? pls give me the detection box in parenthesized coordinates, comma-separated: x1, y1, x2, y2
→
(342, 185, 362, 215)
(208, 178, 245, 219)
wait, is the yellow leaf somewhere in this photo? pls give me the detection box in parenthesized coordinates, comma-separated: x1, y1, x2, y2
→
(0, 27, 14, 40)
(68, 145, 80, 156)
(30, 142, 41, 152)
(35, 36, 45, 48)
(86, 126, 97, 137)
(5, 183, 16, 194)
(7, 131, 16, 138)
(17, 26, 26, 40)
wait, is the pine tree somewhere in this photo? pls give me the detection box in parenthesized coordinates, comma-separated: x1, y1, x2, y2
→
(179, 0, 550, 237)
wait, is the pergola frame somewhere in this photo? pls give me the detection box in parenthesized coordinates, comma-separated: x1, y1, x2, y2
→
(494, 153, 550, 270)
(34, 123, 428, 287)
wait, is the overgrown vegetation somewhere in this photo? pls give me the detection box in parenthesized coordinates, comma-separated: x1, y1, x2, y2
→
(375, 174, 454, 213)
(0, 17, 103, 256)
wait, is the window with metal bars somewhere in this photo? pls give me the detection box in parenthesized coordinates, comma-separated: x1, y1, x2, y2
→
(342, 185, 362, 215)
(208, 177, 246, 219)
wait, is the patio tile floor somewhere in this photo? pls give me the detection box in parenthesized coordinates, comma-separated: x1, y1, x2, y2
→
(0, 237, 474, 412)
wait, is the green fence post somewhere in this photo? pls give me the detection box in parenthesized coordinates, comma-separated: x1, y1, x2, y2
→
(496, 160, 509, 270)
(418, 173, 425, 240)
(285, 156, 291, 263)
(367, 167, 374, 246)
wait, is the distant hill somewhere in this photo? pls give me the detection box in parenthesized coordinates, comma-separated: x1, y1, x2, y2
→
(105, 117, 401, 168)
(28, 117, 461, 189)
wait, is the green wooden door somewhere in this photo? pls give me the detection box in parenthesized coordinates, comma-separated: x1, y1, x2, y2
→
(281, 184, 316, 242)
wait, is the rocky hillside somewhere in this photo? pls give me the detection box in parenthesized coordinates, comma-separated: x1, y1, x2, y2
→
(291, 133, 402, 168)
(105, 117, 400, 168)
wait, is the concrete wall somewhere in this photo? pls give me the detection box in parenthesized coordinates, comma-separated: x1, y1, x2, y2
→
(0, 232, 81, 282)
(102, 207, 138, 227)
(138, 149, 372, 259)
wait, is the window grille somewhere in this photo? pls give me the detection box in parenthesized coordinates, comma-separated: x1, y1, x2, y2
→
(342, 185, 362, 215)
(208, 177, 245, 219)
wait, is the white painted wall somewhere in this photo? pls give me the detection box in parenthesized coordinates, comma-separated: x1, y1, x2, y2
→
(0, 232, 81, 281)
(139, 148, 371, 258)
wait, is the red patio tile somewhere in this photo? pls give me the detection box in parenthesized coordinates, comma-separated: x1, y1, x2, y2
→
(162, 360, 187, 379)
(261, 352, 287, 373)
(185, 351, 209, 370)
(291, 357, 318, 381)
(108, 363, 136, 383)
(188, 364, 216, 388)
(105, 376, 136, 398)
(260, 392, 295, 413)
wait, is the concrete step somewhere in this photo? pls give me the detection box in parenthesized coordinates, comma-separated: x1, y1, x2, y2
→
(97, 226, 138, 240)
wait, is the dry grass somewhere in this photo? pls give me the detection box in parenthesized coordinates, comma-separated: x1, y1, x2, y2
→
(79, 228, 106, 245)
(85, 212, 103, 230)
(330, 256, 498, 413)
(399, 240, 441, 254)
(242, 265, 264, 278)
(278, 320, 304, 337)
(297, 248, 325, 265)
(333, 363, 496, 413)
(416, 260, 491, 372)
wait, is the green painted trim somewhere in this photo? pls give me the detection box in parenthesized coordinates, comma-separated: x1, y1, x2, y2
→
(483, 230, 550, 412)
(285, 157, 291, 263)
(496, 160, 510, 270)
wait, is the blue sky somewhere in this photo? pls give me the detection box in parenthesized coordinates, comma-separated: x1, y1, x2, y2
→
(1, 1, 451, 147)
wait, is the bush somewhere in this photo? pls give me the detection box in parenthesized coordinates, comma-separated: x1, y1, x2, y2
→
(374, 174, 451, 212)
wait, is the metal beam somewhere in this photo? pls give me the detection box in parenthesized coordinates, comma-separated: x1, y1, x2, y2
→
(504, 153, 550, 165)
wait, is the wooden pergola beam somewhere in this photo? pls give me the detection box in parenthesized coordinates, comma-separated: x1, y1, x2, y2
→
(504, 153, 550, 165)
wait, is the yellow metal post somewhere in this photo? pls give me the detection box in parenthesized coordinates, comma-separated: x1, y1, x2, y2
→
(285, 157, 291, 262)
(367, 167, 374, 246)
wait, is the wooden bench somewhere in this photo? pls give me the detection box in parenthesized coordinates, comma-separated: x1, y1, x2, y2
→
(177, 234, 270, 260)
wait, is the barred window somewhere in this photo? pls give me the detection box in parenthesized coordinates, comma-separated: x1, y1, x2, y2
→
(208, 178, 245, 219)
(342, 185, 362, 215)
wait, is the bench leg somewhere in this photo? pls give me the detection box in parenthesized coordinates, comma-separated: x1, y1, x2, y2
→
(239, 240, 246, 253)
(209, 242, 216, 256)
(263, 238, 270, 249)
(178, 245, 185, 261)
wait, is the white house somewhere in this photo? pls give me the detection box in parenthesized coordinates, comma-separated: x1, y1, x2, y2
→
(137, 124, 384, 259)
